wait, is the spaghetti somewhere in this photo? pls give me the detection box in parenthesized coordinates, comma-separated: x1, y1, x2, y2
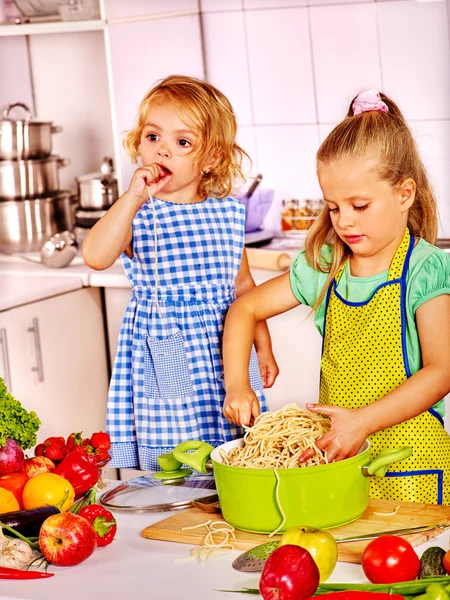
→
(174, 519, 236, 565)
(219, 403, 331, 469)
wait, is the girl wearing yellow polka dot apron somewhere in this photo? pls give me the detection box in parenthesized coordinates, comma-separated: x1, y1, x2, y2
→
(222, 89, 450, 504)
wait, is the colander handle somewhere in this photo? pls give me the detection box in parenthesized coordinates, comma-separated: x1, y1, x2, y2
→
(362, 446, 412, 478)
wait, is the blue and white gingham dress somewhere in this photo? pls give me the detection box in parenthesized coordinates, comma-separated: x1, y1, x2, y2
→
(107, 196, 267, 470)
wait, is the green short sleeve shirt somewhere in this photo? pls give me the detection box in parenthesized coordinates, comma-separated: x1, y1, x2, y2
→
(290, 239, 450, 416)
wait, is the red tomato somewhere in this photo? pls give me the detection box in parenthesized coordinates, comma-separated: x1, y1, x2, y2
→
(361, 535, 420, 583)
(443, 550, 450, 574)
(0, 471, 29, 509)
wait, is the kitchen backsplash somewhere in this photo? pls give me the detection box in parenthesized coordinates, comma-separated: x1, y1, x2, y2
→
(200, 0, 450, 238)
(3, 0, 448, 237)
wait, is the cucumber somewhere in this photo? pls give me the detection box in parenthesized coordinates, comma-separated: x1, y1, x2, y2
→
(418, 546, 447, 578)
(0, 506, 60, 537)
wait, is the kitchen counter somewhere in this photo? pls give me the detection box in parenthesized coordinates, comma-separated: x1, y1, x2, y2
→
(0, 252, 286, 309)
(0, 498, 448, 600)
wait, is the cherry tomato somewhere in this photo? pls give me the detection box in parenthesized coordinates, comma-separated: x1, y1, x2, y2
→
(361, 535, 420, 583)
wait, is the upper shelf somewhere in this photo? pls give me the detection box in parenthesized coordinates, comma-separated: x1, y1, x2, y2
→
(0, 19, 105, 37)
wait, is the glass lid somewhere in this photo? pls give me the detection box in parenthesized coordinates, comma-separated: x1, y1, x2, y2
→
(99, 472, 218, 513)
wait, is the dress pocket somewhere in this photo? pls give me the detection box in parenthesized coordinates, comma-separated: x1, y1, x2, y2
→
(144, 331, 194, 399)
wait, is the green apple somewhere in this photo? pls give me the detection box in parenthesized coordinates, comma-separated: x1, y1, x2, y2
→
(279, 526, 338, 582)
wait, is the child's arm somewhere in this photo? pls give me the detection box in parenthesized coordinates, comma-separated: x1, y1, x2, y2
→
(307, 294, 450, 462)
(224, 272, 300, 427)
(235, 250, 279, 389)
(82, 164, 171, 270)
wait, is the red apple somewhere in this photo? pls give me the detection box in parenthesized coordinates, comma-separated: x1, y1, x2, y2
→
(39, 513, 97, 566)
(0, 438, 24, 475)
(259, 545, 320, 600)
(23, 456, 55, 478)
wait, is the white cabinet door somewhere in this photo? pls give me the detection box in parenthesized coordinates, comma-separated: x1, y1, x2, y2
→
(0, 288, 109, 444)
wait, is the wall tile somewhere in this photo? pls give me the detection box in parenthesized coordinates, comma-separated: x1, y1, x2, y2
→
(103, 0, 198, 20)
(244, 0, 306, 8)
(0, 37, 33, 114)
(30, 31, 114, 192)
(201, 0, 242, 11)
(253, 124, 321, 200)
(311, 3, 381, 123)
(378, 0, 450, 120)
(245, 8, 316, 124)
(319, 122, 337, 143)
(309, 0, 371, 4)
(108, 15, 204, 192)
(201, 11, 253, 125)
(410, 120, 450, 239)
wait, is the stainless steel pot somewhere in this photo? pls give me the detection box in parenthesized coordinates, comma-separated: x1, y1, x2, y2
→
(0, 156, 68, 200)
(0, 103, 62, 160)
(77, 156, 118, 210)
(0, 192, 72, 253)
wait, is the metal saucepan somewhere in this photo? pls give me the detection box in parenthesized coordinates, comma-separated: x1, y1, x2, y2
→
(173, 439, 412, 533)
(0, 192, 72, 253)
(0, 103, 62, 160)
(77, 156, 118, 210)
(0, 156, 68, 200)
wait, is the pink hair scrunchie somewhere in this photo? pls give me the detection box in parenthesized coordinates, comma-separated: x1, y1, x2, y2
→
(352, 89, 389, 116)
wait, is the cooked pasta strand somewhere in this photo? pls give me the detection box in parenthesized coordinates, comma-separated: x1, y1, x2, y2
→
(219, 403, 330, 469)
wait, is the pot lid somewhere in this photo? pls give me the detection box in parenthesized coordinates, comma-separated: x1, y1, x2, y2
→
(2, 102, 54, 125)
(99, 472, 218, 512)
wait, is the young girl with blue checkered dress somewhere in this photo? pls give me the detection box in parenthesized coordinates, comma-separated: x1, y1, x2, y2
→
(83, 75, 279, 471)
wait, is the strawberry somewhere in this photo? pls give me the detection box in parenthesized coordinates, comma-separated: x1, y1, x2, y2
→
(67, 432, 83, 447)
(43, 436, 65, 447)
(72, 445, 88, 457)
(91, 432, 111, 450)
(44, 443, 64, 461)
(81, 438, 92, 447)
(34, 443, 46, 457)
(60, 444, 71, 456)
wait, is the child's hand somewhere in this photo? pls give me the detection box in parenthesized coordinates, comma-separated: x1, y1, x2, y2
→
(256, 347, 279, 388)
(223, 387, 261, 428)
(305, 403, 370, 462)
(128, 164, 172, 205)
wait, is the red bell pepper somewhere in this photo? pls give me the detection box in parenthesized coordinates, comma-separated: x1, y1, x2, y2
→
(54, 451, 99, 497)
(79, 504, 117, 546)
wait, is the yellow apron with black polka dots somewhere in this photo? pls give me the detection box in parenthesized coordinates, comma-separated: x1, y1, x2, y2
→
(319, 229, 450, 504)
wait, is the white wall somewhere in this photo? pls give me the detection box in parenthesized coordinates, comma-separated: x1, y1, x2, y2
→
(201, 0, 450, 237)
(2, 0, 448, 235)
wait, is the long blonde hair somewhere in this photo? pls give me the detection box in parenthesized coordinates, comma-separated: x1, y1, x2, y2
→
(123, 75, 249, 199)
(306, 92, 438, 309)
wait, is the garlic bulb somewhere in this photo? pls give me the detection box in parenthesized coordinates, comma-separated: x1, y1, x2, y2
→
(0, 527, 33, 569)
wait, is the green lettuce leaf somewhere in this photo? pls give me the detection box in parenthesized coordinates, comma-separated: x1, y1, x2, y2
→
(0, 378, 41, 449)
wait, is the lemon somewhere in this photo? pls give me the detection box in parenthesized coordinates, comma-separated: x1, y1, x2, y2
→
(22, 472, 75, 512)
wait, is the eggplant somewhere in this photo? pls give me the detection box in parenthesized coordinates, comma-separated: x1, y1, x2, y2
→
(0, 506, 60, 537)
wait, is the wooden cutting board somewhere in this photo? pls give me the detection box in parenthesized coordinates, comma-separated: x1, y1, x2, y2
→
(142, 498, 450, 564)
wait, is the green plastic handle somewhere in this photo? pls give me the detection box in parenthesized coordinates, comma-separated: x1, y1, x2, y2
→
(366, 446, 413, 478)
(172, 440, 214, 474)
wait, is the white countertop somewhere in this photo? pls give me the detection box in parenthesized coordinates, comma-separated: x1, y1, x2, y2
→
(0, 253, 284, 310)
(0, 497, 448, 600)
(1, 240, 448, 312)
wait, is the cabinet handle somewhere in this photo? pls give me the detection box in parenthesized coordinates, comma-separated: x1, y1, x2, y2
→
(28, 317, 44, 382)
(0, 328, 12, 391)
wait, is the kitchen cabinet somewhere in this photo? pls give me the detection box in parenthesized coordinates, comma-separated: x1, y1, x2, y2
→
(0, 287, 109, 443)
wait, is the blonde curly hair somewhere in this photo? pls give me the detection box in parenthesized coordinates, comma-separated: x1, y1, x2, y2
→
(123, 75, 250, 199)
